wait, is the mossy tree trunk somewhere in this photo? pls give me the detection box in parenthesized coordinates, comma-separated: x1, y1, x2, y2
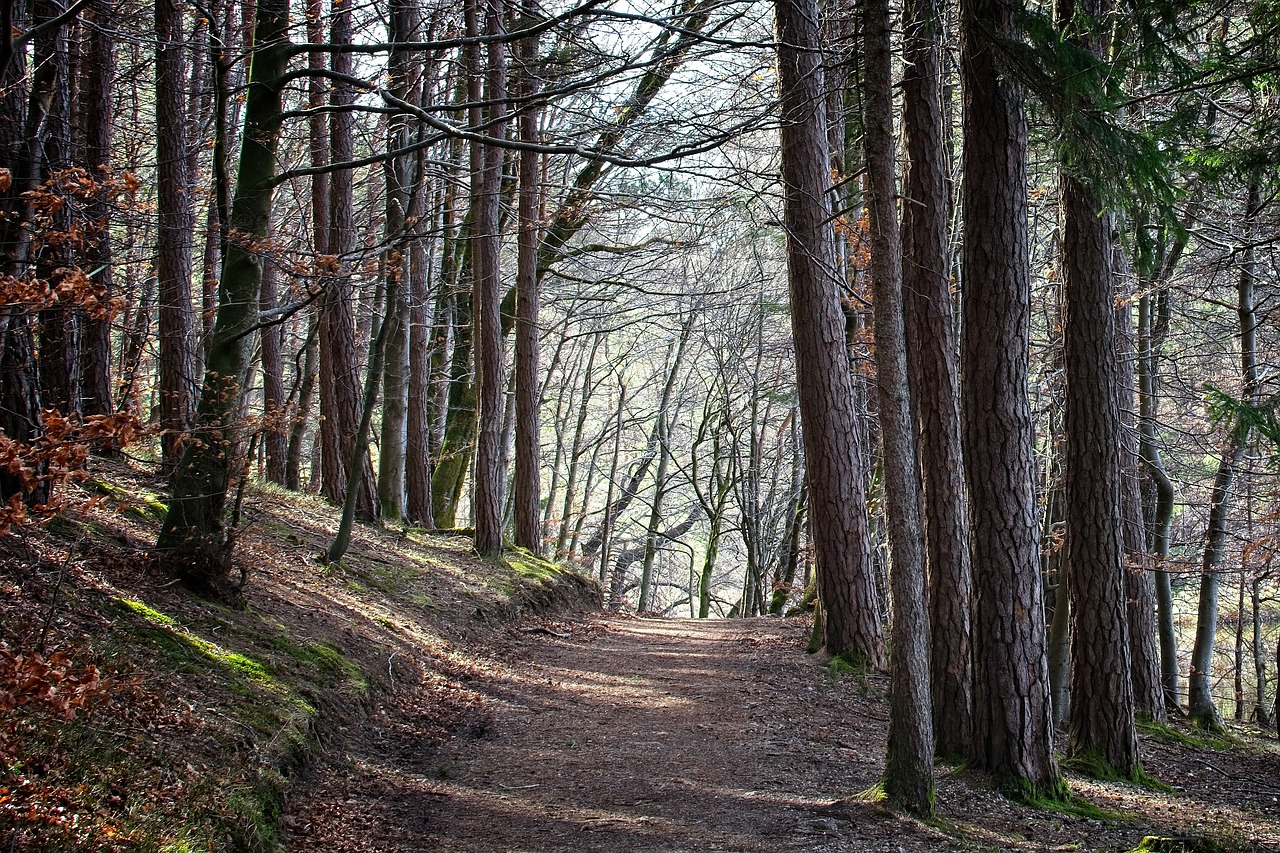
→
(156, 0, 291, 576)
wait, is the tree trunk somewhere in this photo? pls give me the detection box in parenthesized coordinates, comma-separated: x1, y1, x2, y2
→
(285, 313, 318, 490)
(597, 375, 628, 585)
(1114, 247, 1164, 722)
(512, 0, 542, 554)
(638, 407, 673, 613)
(960, 0, 1061, 794)
(377, 0, 418, 524)
(259, 233, 288, 485)
(864, 0, 933, 813)
(1137, 289, 1179, 707)
(774, 0, 884, 668)
(469, 0, 507, 556)
(406, 225, 436, 526)
(76, 0, 115, 420)
(155, 0, 197, 474)
(318, 0, 377, 520)
(1061, 172, 1138, 775)
(156, 0, 290, 581)
(902, 0, 972, 762)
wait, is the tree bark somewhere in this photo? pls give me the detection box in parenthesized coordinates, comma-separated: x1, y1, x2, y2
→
(1061, 173, 1138, 775)
(259, 254, 288, 486)
(864, 0, 934, 813)
(469, 0, 507, 556)
(317, 0, 377, 520)
(155, 0, 197, 474)
(156, 0, 290, 577)
(774, 0, 884, 668)
(512, 0, 543, 554)
(76, 0, 115, 419)
(902, 0, 972, 762)
(960, 0, 1061, 794)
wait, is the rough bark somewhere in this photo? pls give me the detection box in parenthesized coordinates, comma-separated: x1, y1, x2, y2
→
(865, 0, 934, 813)
(318, 0, 377, 520)
(960, 0, 1061, 794)
(469, 0, 507, 556)
(76, 0, 115, 419)
(774, 0, 884, 668)
(1061, 174, 1138, 775)
(902, 0, 972, 762)
(155, 0, 197, 473)
(512, 0, 542, 554)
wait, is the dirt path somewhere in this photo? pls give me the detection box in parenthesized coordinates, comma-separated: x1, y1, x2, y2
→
(284, 616, 1280, 852)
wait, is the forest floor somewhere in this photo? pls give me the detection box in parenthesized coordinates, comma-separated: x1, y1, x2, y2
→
(286, 614, 1280, 853)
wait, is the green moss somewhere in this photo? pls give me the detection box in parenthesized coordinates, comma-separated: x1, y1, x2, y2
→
(505, 548, 562, 582)
(1129, 835, 1222, 853)
(265, 634, 367, 691)
(86, 477, 170, 522)
(827, 651, 871, 676)
(117, 598, 279, 690)
(1137, 718, 1236, 750)
(1061, 751, 1172, 791)
(1004, 775, 1126, 821)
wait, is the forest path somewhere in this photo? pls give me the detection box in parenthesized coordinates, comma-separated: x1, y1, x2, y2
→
(283, 615, 924, 852)
(282, 615, 1280, 852)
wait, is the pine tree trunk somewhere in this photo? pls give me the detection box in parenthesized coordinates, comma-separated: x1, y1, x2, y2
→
(1062, 172, 1138, 776)
(960, 0, 1061, 794)
(469, 0, 507, 556)
(512, 2, 542, 554)
(76, 0, 115, 419)
(318, 0, 377, 520)
(155, 0, 197, 473)
(774, 0, 884, 668)
(865, 0, 933, 813)
(902, 0, 972, 762)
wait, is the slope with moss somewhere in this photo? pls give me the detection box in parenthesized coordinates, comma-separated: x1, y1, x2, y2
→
(0, 459, 599, 852)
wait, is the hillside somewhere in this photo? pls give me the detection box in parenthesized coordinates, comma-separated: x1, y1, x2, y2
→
(3, 461, 1280, 852)
(0, 458, 597, 850)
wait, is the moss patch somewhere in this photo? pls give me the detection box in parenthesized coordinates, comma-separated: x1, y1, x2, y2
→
(1137, 719, 1237, 751)
(1129, 835, 1222, 853)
